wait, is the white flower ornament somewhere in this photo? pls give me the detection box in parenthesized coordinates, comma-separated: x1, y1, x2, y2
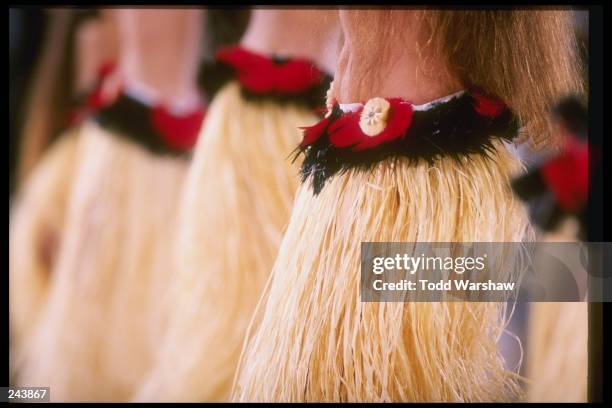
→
(359, 97, 391, 136)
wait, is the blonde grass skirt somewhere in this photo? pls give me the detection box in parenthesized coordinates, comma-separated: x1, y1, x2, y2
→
(134, 82, 317, 401)
(10, 130, 80, 373)
(14, 120, 190, 401)
(525, 215, 588, 402)
(232, 141, 533, 402)
(526, 302, 588, 402)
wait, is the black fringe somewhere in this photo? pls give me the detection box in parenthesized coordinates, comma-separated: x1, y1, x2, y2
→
(297, 92, 519, 195)
(92, 94, 192, 159)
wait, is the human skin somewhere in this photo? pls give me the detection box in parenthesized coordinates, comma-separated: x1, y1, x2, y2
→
(240, 8, 341, 75)
(104, 9, 204, 106)
(333, 10, 463, 104)
(73, 11, 119, 95)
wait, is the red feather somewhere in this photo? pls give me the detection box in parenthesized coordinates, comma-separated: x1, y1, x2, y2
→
(327, 99, 413, 151)
(216, 46, 322, 94)
(300, 117, 331, 146)
(471, 89, 506, 117)
(328, 109, 364, 148)
(272, 60, 322, 93)
(216, 46, 263, 71)
(541, 137, 589, 212)
(151, 105, 206, 151)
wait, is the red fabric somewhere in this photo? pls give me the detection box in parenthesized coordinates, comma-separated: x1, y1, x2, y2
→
(216, 45, 323, 94)
(471, 89, 506, 117)
(151, 105, 206, 151)
(541, 137, 589, 212)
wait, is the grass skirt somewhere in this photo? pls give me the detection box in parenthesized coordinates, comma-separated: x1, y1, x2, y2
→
(135, 82, 317, 401)
(233, 142, 532, 402)
(14, 120, 190, 401)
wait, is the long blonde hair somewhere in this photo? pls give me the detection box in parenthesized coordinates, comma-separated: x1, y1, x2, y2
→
(425, 10, 581, 147)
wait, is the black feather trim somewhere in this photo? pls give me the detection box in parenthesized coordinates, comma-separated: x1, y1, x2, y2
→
(297, 92, 519, 195)
(511, 154, 587, 239)
(93, 94, 193, 158)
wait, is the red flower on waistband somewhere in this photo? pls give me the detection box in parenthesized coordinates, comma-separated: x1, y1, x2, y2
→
(151, 105, 206, 151)
(300, 116, 332, 147)
(300, 97, 414, 151)
(69, 60, 206, 152)
(216, 45, 323, 94)
(471, 88, 507, 117)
